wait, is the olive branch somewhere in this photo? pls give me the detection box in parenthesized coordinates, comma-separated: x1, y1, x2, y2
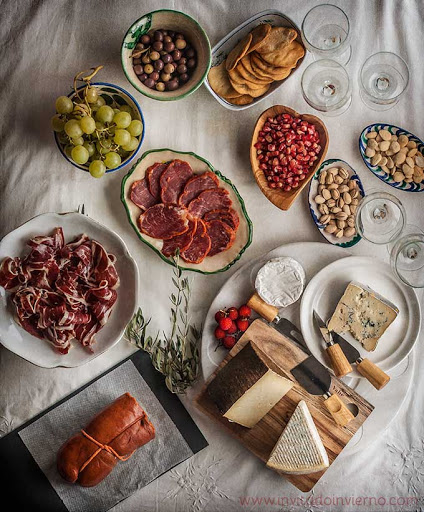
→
(125, 255, 201, 394)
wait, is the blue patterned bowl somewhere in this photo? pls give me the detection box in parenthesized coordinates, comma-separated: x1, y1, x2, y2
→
(359, 123, 424, 192)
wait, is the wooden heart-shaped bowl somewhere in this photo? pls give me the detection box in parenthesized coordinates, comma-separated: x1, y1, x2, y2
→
(250, 105, 329, 210)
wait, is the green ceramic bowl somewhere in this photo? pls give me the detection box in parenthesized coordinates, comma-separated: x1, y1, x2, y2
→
(121, 149, 253, 273)
(121, 9, 211, 101)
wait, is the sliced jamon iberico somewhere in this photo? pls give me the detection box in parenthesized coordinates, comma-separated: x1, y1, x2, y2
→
(161, 218, 197, 258)
(146, 162, 169, 201)
(160, 160, 194, 204)
(178, 171, 219, 206)
(181, 219, 211, 264)
(139, 204, 189, 240)
(130, 179, 157, 211)
(203, 208, 240, 231)
(205, 219, 236, 257)
(187, 188, 232, 218)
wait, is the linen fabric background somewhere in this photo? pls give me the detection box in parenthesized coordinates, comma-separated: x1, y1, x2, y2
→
(0, 1, 423, 511)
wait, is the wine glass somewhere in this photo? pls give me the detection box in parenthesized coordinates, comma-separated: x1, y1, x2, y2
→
(301, 59, 351, 116)
(390, 228, 424, 288)
(359, 52, 409, 111)
(355, 191, 406, 245)
(301, 4, 351, 65)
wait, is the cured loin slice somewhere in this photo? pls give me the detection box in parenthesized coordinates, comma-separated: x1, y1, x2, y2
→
(181, 219, 211, 264)
(160, 160, 194, 204)
(139, 204, 189, 240)
(206, 219, 236, 257)
(161, 218, 197, 258)
(203, 208, 240, 231)
(179, 172, 219, 206)
(130, 179, 157, 211)
(187, 188, 232, 218)
(146, 162, 168, 201)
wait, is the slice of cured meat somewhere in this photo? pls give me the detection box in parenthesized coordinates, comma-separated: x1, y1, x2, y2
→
(181, 219, 211, 264)
(161, 218, 197, 258)
(139, 204, 189, 240)
(146, 162, 169, 200)
(203, 208, 240, 231)
(130, 179, 157, 211)
(205, 219, 236, 257)
(187, 188, 232, 218)
(178, 172, 219, 206)
(160, 160, 194, 204)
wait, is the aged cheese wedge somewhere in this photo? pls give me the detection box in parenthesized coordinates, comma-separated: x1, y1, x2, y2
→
(207, 341, 293, 428)
(328, 281, 399, 351)
(267, 400, 329, 475)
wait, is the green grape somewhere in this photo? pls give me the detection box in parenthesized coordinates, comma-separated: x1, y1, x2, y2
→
(71, 136, 84, 146)
(96, 139, 112, 154)
(96, 105, 114, 123)
(83, 141, 96, 157)
(85, 87, 99, 104)
(114, 129, 131, 147)
(89, 160, 106, 178)
(64, 119, 83, 138)
(122, 136, 139, 152)
(95, 121, 105, 131)
(113, 108, 121, 114)
(94, 96, 106, 107)
(51, 115, 66, 132)
(64, 145, 73, 158)
(55, 95, 73, 114)
(113, 111, 131, 129)
(71, 145, 89, 165)
(104, 151, 122, 169)
(119, 105, 133, 114)
(127, 119, 143, 137)
(80, 116, 96, 134)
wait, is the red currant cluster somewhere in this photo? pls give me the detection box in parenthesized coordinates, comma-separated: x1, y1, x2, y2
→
(214, 304, 252, 349)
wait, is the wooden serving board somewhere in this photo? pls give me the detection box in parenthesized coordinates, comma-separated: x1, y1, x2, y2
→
(195, 319, 374, 492)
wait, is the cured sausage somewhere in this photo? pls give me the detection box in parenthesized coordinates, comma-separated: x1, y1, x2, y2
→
(130, 179, 157, 211)
(206, 219, 236, 256)
(187, 188, 232, 218)
(139, 204, 189, 240)
(181, 219, 211, 264)
(160, 160, 194, 204)
(161, 218, 197, 258)
(178, 171, 219, 206)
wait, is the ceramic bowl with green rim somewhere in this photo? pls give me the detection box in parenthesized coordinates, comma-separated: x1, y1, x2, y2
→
(308, 159, 365, 248)
(121, 149, 253, 273)
(121, 10, 211, 101)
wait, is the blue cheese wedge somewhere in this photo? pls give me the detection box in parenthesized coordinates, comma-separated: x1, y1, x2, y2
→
(267, 400, 329, 475)
(327, 281, 399, 352)
(207, 341, 293, 428)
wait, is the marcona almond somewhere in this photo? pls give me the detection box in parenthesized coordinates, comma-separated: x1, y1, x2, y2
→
(366, 131, 377, 139)
(379, 140, 390, 152)
(398, 134, 408, 147)
(379, 129, 392, 141)
(371, 153, 382, 166)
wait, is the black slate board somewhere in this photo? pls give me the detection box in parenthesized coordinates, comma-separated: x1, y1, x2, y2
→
(0, 350, 208, 511)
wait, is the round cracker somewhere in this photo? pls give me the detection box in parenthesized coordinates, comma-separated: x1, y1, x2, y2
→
(250, 52, 291, 77)
(260, 40, 305, 67)
(255, 26, 297, 54)
(229, 76, 271, 98)
(208, 61, 241, 99)
(228, 66, 268, 90)
(226, 33, 253, 71)
(228, 94, 254, 105)
(237, 59, 273, 85)
(246, 23, 272, 54)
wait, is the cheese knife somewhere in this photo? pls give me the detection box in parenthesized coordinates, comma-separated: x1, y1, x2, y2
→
(313, 311, 353, 378)
(247, 293, 354, 427)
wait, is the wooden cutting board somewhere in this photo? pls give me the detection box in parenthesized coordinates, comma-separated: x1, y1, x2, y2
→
(195, 319, 374, 492)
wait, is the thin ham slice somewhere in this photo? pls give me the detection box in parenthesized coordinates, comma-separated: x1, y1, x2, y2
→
(130, 179, 157, 211)
(205, 219, 236, 257)
(161, 218, 197, 258)
(160, 160, 194, 204)
(178, 172, 219, 206)
(146, 162, 169, 201)
(203, 208, 240, 231)
(187, 188, 232, 218)
(181, 219, 211, 264)
(139, 204, 189, 240)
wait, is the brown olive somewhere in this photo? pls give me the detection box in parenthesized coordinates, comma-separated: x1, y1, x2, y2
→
(164, 63, 175, 74)
(187, 58, 196, 69)
(179, 73, 189, 83)
(144, 78, 155, 88)
(168, 30, 175, 37)
(177, 64, 187, 74)
(132, 58, 141, 65)
(175, 39, 187, 50)
(172, 50, 182, 61)
(133, 64, 144, 75)
(138, 73, 148, 82)
(160, 72, 171, 82)
(163, 35, 172, 43)
(154, 59, 164, 71)
(153, 31, 163, 41)
(150, 51, 161, 61)
(175, 33, 184, 39)
(162, 54, 173, 64)
(141, 54, 151, 64)
(144, 63, 154, 74)
(156, 82, 165, 92)
(150, 71, 160, 81)
(135, 43, 145, 50)
(152, 41, 163, 52)
(140, 35, 151, 44)
(185, 48, 195, 59)
(166, 80, 179, 91)
(178, 57, 187, 65)
(164, 42, 175, 52)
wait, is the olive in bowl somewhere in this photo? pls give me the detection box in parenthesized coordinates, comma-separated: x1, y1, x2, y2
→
(121, 9, 211, 101)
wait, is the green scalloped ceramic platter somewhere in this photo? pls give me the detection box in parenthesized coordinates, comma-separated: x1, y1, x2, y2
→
(121, 149, 253, 274)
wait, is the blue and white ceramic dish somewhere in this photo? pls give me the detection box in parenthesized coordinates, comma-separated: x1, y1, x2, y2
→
(308, 159, 365, 248)
(204, 10, 305, 111)
(54, 82, 145, 173)
(359, 123, 424, 192)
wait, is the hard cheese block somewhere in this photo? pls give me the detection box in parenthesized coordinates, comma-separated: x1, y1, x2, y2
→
(207, 341, 293, 428)
(328, 281, 399, 351)
(267, 400, 329, 475)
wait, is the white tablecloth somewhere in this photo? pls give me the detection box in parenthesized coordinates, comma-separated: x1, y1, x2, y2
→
(1, 1, 424, 510)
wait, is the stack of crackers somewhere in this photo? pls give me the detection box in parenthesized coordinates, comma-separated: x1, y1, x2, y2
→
(208, 24, 305, 106)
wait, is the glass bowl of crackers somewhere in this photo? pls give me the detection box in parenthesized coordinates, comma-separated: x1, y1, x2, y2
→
(204, 10, 306, 110)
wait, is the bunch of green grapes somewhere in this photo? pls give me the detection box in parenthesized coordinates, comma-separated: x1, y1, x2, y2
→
(52, 86, 143, 178)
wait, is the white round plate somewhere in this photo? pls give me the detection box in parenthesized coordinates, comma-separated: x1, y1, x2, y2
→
(300, 256, 420, 376)
(0, 212, 139, 368)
